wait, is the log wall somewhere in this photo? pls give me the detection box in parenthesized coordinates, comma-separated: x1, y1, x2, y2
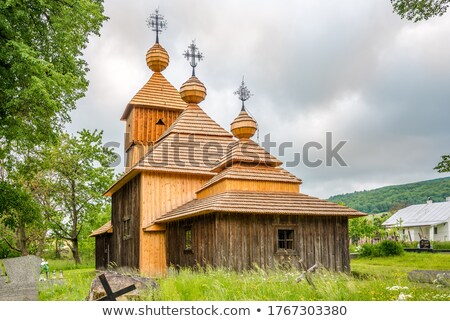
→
(94, 234, 112, 270)
(166, 213, 350, 272)
(111, 175, 140, 269)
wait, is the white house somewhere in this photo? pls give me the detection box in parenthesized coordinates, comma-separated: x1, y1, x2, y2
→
(383, 197, 450, 242)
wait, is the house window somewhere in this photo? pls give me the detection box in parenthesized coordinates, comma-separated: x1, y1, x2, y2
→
(434, 227, 438, 235)
(123, 218, 131, 240)
(277, 229, 294, 251)
(184, 227, 193, 253)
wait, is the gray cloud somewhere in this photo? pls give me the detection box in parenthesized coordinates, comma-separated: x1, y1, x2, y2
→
(66, 0, 450, 199)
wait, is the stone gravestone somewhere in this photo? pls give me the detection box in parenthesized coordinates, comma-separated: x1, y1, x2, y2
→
(0, 255, 41, 301)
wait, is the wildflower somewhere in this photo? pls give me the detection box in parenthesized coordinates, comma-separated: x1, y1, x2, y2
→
(397, 292, 412, 301)
(386, 285, 408, 291)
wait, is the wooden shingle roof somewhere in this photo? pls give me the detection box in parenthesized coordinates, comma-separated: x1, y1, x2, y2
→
(134, 104, 235, 174)
(155, 191, 366, 222)
(197, 165, 301, 193)
(211, 139, 282, 172)
(135, 133, 233, 175)
(158, 104, 233, 140)
(121, 72, 186, 120)
(89, 221, 112, 237)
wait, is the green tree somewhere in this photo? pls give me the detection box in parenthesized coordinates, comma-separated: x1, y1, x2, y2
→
(0, 1, 107, 232)
(0, 180, 41, 256)
(37, 130, 115, 263)
(391, 0, 450, 22)
(0, 0, 107, 153)
(434, 155, 450, 173)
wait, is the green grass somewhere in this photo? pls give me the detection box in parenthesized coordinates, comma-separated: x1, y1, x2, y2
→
(46, 258, 95, 271)
(39, 268, 95, 301)
(39, 253, 450, 301)
(38, 258, 95, 301)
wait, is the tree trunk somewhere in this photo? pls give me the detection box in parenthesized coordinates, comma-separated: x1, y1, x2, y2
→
(17, 225, 29, 256)
(70, 179, 81, 264)
(36, 229, 47, 257)
(71, 238, 81, 264)
(55, 240, 61, 259)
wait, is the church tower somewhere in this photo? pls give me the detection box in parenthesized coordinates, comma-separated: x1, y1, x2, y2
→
(121, 9, 186, 171)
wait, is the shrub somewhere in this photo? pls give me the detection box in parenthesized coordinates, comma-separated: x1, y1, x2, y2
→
(359, 244, 380, 257)
(431, 241, 450, 250)
(359, 241, 403, 258)
(379, 240, 404, 256)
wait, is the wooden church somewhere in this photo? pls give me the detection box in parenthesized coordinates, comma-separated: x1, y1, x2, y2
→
(91, 10, 365, 276)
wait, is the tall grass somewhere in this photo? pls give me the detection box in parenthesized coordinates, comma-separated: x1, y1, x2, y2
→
(39, 253, 450, 301)
(47, 258, 95, 271)
(141, 254, 450, 301)
(39, 268, 95, 301)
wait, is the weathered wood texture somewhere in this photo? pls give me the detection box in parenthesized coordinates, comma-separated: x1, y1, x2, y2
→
(111, 175, 141, 269)
(139, 171, 210, 276)
(95, 234, 112, 270)
(166, 214, 350, 272)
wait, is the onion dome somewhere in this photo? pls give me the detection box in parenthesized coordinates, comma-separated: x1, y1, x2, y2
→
(180, 76, 207, 104)
(231, 109, 257, 140)
(231, 78, 257, 140)
(146, 43, 169, 72)
(180, 41, 206, 104)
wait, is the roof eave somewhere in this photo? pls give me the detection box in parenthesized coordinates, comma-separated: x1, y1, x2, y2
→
(120, 102, 186, 121)
(156, 208, 366, 224)
(103, 168, 142, 197)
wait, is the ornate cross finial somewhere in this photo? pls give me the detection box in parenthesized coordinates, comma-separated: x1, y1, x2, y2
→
(234, 77, 253, 110)
(183, 40, 204, 76)
(146, 8, 167, 44)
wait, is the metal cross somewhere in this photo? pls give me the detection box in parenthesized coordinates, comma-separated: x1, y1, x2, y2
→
(146, 8, 167, 44)
(96, 274, 136, 301)
(183, 40, 204, 76)
(234, 77, 253, 110)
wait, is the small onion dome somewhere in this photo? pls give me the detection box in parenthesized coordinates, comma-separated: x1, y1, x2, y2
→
(231, 109, 257, 140)
(180, 76, 207, 104)
(146, 43, 169, 72)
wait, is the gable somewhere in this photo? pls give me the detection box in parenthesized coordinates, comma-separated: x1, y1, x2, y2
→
(121, 72, 186, 120)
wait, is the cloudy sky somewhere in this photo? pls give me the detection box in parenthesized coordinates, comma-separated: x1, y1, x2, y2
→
(67, 0, 450, 199)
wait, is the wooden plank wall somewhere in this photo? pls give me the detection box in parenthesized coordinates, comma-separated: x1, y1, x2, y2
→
(140, 172, 210, 227)
(166, 214, 350, 272)
(125, 108, 182, 169)
(95, 235, 112, 270)
(197, 180, 299, 199)
(139, 172, 211, 276)
(111, 175, 140, 269)
(140, 231, 166, 276)
(130, 107, 181, 145)
(166, 215, 216, 268)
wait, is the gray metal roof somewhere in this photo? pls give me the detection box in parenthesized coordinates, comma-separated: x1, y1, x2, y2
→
(383, 201, 450, 227)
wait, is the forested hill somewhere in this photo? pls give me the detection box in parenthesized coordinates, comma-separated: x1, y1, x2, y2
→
(328, 177, 450, 214)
